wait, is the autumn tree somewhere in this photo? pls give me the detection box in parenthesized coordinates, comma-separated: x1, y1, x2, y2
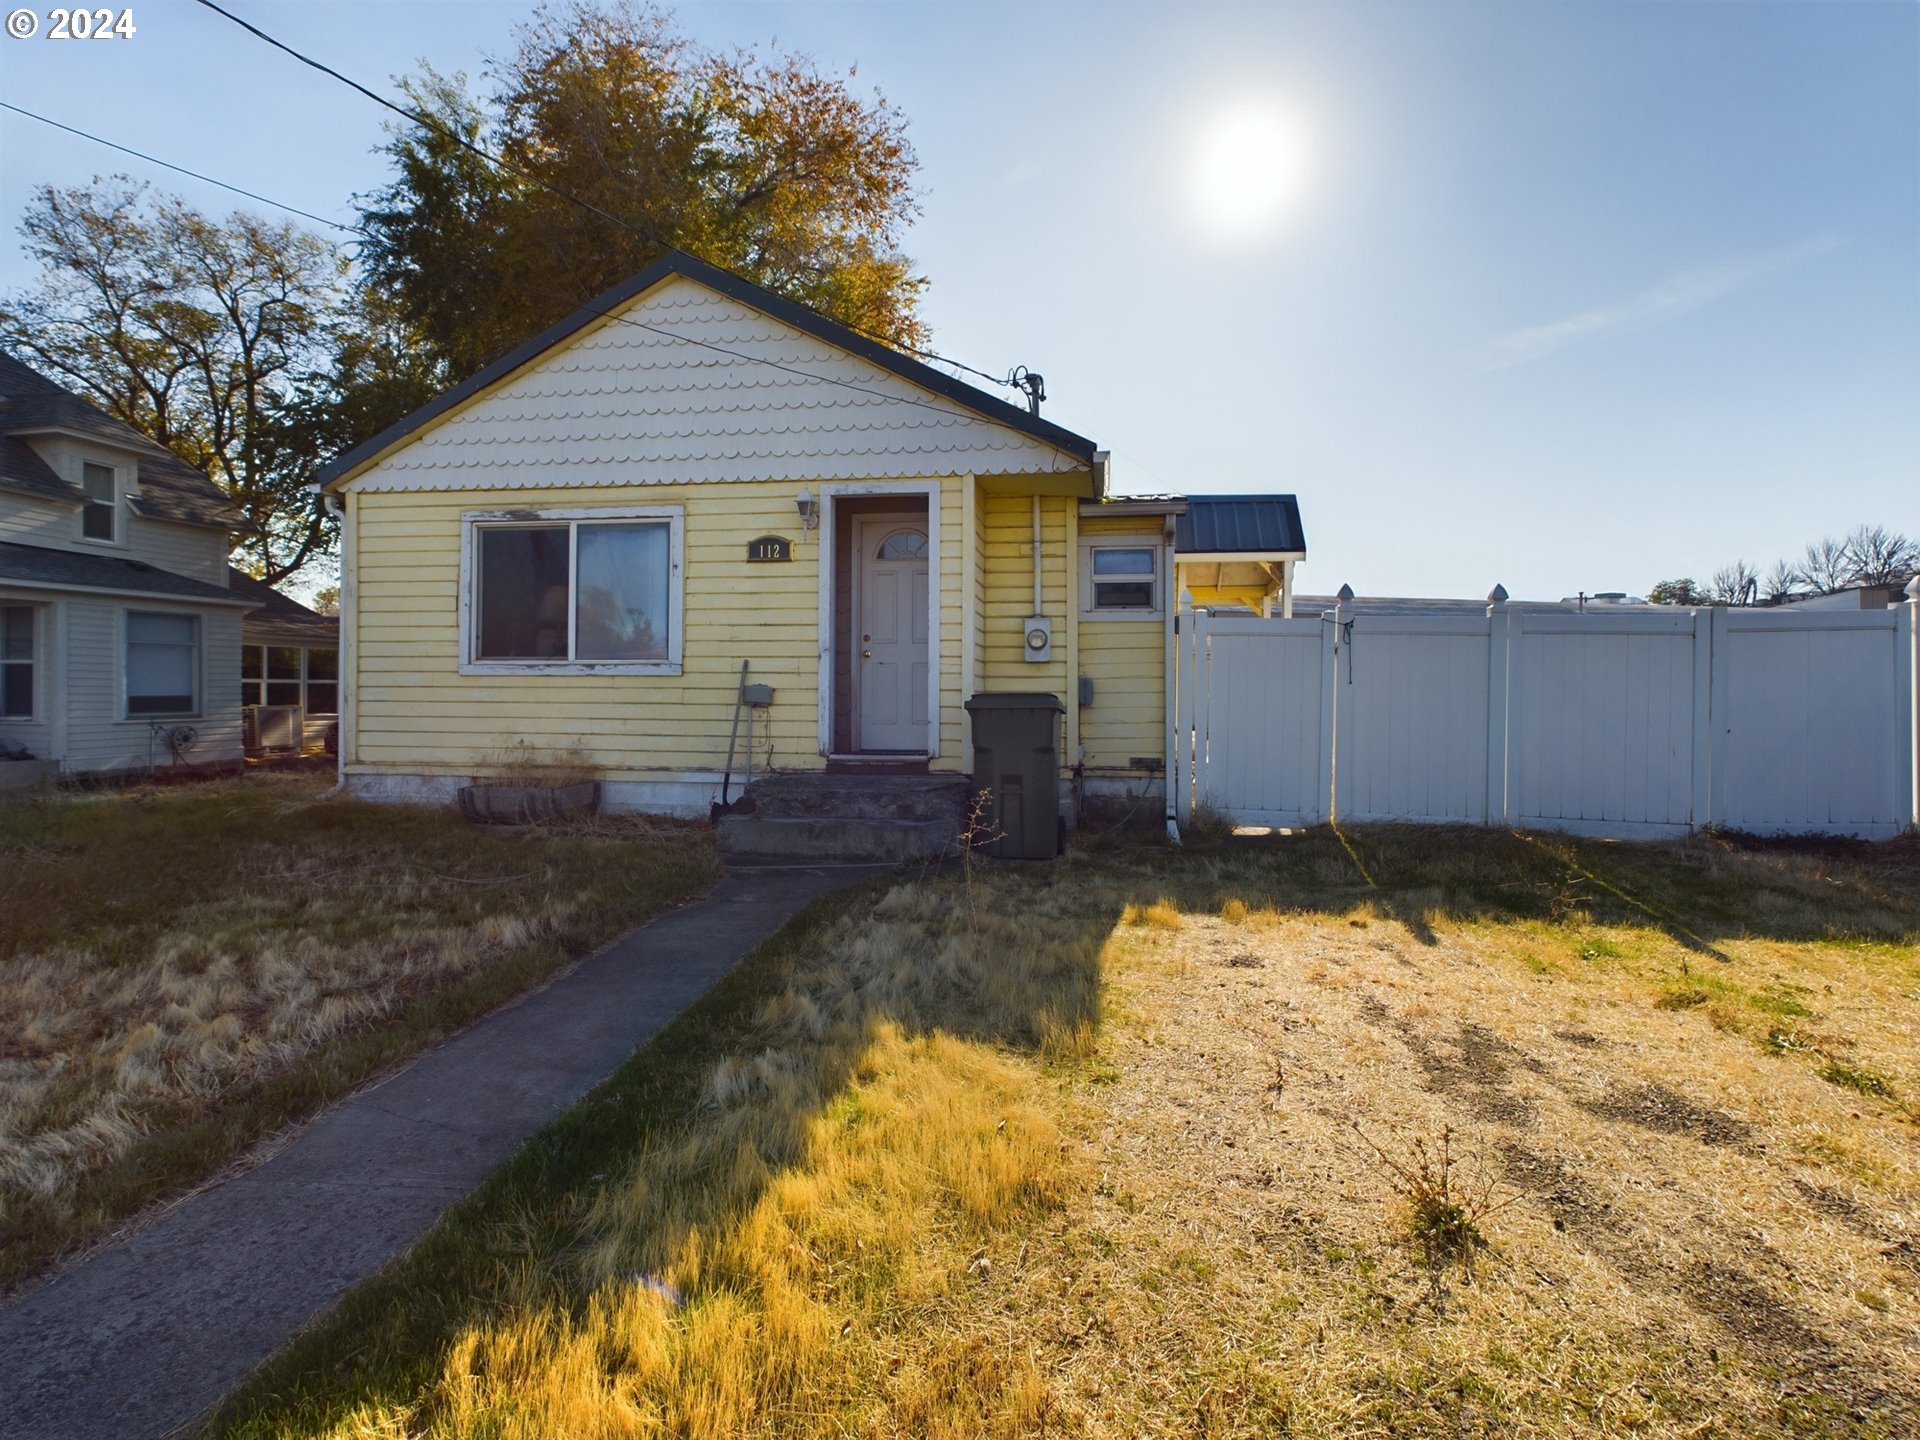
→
(358, 1, 926, 382)
(1647, 578, 1707, 606)
(0, 178, 346, 583)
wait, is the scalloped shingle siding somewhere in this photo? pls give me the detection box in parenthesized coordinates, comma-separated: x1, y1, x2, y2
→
(353, 278, 1076, 491)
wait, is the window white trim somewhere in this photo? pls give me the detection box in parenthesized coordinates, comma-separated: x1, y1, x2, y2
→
(816, 480, 943, 759)
(121, 607, 203, 719)
(0, 603, 40, 723)
(458, 505, 685, 676)
(1079, 539, 1164, 620)
(77, 459, 123, 548)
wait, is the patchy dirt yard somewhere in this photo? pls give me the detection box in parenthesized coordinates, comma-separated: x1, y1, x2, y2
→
(1007, 831, 1920, 1437)
(210, 827, 1917, 1440)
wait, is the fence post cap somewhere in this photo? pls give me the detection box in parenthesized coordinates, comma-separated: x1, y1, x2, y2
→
(1905, 574, 1920, 601)
(1336, 583, 1355, 601)
(1487, 583, 1509, 604)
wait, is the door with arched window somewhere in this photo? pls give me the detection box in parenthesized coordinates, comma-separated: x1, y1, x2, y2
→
(854, 515, 931, 751)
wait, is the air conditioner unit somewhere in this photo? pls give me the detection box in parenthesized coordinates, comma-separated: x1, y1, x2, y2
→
(243, 704, 302, 757)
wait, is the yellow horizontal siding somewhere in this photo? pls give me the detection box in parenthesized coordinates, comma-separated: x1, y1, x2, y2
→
(348, 480, 971, 779)
(978, 493, 1071, 688)
(1077, 513, 1166, 773)
(345, 477, 1157, 789)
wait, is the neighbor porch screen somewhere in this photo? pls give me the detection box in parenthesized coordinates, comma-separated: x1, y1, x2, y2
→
(476, 521, 671, 662)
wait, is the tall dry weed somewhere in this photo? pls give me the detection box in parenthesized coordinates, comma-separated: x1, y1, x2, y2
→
(379, 875, 1103, 1437)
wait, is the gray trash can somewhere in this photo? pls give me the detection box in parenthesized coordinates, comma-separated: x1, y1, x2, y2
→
(963, 692, 1066, 859)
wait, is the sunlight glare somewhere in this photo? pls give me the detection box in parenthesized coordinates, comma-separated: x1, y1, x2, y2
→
(1192, 99, 1310, 241)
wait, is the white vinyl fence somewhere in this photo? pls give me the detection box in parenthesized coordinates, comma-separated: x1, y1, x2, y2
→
(1177, 597, 1920, 840)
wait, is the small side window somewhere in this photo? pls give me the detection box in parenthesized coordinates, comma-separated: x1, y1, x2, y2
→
(1087, 546, 1159, 614)
(1, 605, 34, 718)
(81, 462, 116, 542)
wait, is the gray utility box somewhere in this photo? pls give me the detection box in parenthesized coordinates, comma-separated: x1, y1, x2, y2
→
(963, 692, 1066, 859)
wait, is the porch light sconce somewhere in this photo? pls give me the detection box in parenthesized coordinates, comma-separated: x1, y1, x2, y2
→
(795, 487, 818, 531)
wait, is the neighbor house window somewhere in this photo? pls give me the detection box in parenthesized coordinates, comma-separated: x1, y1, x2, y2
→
(81, 462, 117, 541)
(266, 646, 304, 708)
(465, 508, 682, 672)
(1083, 544, 1161, 615)
(242, 643, 339, 713)
(241, 644, 263, 707)
(304, 647, 338, 714)
(126, 611, 199, 716)
(1, 606, 33, 718)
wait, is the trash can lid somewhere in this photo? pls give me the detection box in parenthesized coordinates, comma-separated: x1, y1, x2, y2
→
(964, 692, 1066, 713)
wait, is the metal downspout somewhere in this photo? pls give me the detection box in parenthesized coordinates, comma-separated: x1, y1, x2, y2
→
(1164, 517, 1181, 842)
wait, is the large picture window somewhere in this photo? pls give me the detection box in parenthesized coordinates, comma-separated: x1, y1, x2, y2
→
(126, 611, 199, 716)
(465, 508, 682, 673)
(1, 605, 34, 718)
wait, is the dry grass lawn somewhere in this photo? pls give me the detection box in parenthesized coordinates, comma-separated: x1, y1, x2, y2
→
(0, 771, 719, 1290)
(211, 826, 1918, 1439)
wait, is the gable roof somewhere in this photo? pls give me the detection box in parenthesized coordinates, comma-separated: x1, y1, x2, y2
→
(0, 434, 80, 505)
(318, 250, 1102, 491)
(1174, 495, 1307, 556)
(228, 567, 340, 645)
(0, 351, 247, 530)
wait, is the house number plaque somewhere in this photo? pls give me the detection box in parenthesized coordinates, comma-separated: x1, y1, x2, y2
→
(746, 535, 793, 562)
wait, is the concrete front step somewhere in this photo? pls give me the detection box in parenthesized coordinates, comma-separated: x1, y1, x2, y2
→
(734, 773, 970, 823)
(714, 772, 970, 862)
(715, 813, 957, 862)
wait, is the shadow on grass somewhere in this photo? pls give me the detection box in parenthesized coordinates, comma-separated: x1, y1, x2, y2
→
(205, 866, 1130, 1437)
(1179, 823, 1920, 955)
(203, 823, 1920, 1436)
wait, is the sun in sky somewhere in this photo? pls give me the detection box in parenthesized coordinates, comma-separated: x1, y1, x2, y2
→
(1190, 98, 1311, 241)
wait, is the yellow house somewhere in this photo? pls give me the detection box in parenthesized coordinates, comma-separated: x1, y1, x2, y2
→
(318, 254, 1303, 852)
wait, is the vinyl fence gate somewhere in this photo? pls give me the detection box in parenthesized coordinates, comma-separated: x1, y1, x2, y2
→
(1176, 597, 1920, 840)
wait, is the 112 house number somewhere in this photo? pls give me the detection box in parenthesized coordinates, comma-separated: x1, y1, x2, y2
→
(48, 8, 136, 38)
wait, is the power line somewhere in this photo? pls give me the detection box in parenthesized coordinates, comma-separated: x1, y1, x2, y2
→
(189, 0, 1025, 395)
(582, 302, 1074, 471)
(0, 100, 359, 237)
(192, 0, 664, 248)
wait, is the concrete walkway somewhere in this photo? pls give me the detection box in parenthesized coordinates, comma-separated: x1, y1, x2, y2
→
(0, 864, 880, 1440)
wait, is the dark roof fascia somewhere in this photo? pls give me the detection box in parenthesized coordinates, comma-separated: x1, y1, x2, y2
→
(0, 540, 255, 607)
(318, 250, 1100, 489)
(0, 574, 257, 608)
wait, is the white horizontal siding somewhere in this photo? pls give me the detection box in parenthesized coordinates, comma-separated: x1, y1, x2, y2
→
(2, 439, 232, 586)
(54, 598, 244, 774)
(348, 276, 1082, 492)
(0, 493, 77, 547)
(127, 516, 229, 585)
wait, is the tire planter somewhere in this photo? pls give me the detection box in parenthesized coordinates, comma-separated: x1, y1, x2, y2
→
(457, 779, 601, 825)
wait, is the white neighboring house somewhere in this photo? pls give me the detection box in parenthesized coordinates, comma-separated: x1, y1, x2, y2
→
(0, 351, 253, 776)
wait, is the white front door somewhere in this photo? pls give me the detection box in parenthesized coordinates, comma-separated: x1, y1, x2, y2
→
(855, 516, 930, 752)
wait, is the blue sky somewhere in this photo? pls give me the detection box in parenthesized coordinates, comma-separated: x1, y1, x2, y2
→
(1, 0, 1914, 599)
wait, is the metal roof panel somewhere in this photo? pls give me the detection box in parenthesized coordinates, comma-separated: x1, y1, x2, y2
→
(1174, 495, 1306, 555)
